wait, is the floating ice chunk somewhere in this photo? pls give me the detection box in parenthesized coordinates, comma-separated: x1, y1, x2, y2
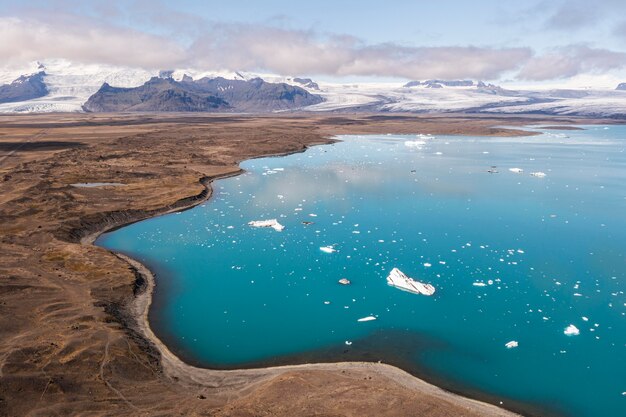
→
(582, 316, 589, 321)
(357, 316, 377, 322)
(473, 282, 487, 287)
(564, 324, 580, 336)
(323, 301, 331, 305)
(345, 341, 352, 345)
(404, 140, 426, 148)
(505, 341, 519, 349)
(386, 268, 435, 296)
(338, 278, 351, 285)
(248, 219, 285, 232)
(435, 152, 443, 155)
(423, 263, 432, 268)
(530, 171, 547, 178)
(309, 213, 318, 217)
(509, 168, 524, 174)
(320, 246, 337, 254)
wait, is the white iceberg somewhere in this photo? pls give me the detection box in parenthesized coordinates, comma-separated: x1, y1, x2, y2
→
(386, 268, 435, 296)
(509, 168, 524, 173)
(530, 171, 547, 178)
(472, 282, 487, 287)
(564, 324, 580, 336)
(338, 278, 351, 285)
(404, 140, 426, 148)
(248, 219, 285, 232)
(357, 316, 377, 322)
(505, 340, 519, 349)
(320, 245, 337, 253)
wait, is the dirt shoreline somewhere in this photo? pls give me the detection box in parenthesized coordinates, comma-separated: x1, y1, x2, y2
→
(1, 113, 613, 416)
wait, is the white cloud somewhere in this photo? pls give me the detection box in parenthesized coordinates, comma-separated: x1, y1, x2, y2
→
(518, 45, 626, 80)
(0, 16, 186, 69)
(188, 25, 532, 80)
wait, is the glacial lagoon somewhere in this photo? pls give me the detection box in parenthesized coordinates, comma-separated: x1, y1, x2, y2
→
(97, 126, 626, 417)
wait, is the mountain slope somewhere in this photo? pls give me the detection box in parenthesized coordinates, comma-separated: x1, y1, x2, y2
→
(84, 76, 324, 113)
(0, 72, 48, 104)
(83, 78, 228, 112)
(184, 76, 324, 111)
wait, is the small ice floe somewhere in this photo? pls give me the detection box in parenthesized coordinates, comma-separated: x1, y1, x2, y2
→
(509, 168, 524, 174)
(582, 316, 589, 322)
(248, 219, 285, 231)
(505, 341, 519, 349)
(435, 151, 443, 155)
(309, 213, 318, 217)
(323, 301, 331, 305)
(564, 324, 580, 336)
(338, 278, 351, 285)
(320, 245, 337, 254)
(386, 268, 435, 296)
(530, 171, 547, 178)
(357, 316, 377, 322)
(345, 341, 352, 346)
(473, 282, 487, 287)
(423, 262, 432, 268)
(302, 221, 314, 225)
(404, 140, 426, 149)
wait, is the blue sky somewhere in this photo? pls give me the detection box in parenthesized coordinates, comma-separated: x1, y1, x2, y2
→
(1, 0, 626, 85)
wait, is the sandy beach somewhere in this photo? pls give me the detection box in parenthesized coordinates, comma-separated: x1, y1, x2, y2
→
(0, 113, 610, 416)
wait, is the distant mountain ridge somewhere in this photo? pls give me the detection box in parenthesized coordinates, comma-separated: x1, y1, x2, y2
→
(2, 60, 626, 117)
(83, 75, 323, 112)
(0, 71, 48, 104)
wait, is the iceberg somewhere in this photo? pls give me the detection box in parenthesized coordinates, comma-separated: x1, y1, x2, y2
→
(386, 268, 435, 296)
(320, 245, 337, 253)
(509, 168, 524, 173)
(247, 219, 285, 232)
(505, 340, 519, 349)
(357, 316, 377, 322)
(404, 140, 426, 148)
(530, 171, 547, 178)
(338, 278, 351, 285)
(564, 324, 580, 336)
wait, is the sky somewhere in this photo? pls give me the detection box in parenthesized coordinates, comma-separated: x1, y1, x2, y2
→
(1, 0, 626, 86)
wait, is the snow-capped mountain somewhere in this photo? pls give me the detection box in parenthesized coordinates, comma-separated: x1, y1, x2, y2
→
(1, 60, 626, 117)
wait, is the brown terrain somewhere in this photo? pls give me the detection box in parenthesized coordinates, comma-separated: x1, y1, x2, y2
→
(0, 113, 605, 417)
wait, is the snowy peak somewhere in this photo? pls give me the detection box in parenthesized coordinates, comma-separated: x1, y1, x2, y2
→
(404, 79, 476, 88)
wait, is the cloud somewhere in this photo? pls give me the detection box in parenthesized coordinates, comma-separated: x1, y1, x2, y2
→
(541, 0, 625, 31)
(518, 45, 626, 80)
(189, 25, 531, 80)
(544, 0, 601, 29)
(0, 16, 187, 69)
(613, 21, 626, 38)
(0, 14, 531, 80)
(1, 7, 626, 83)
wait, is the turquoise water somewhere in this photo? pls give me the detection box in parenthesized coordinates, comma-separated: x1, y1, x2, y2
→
(98, 126, 626, 417)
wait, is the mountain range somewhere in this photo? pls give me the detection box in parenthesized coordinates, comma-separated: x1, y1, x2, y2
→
(1, 61, 626, 117)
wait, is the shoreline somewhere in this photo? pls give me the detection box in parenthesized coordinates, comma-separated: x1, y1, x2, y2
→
(87, 137, 526, 416)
